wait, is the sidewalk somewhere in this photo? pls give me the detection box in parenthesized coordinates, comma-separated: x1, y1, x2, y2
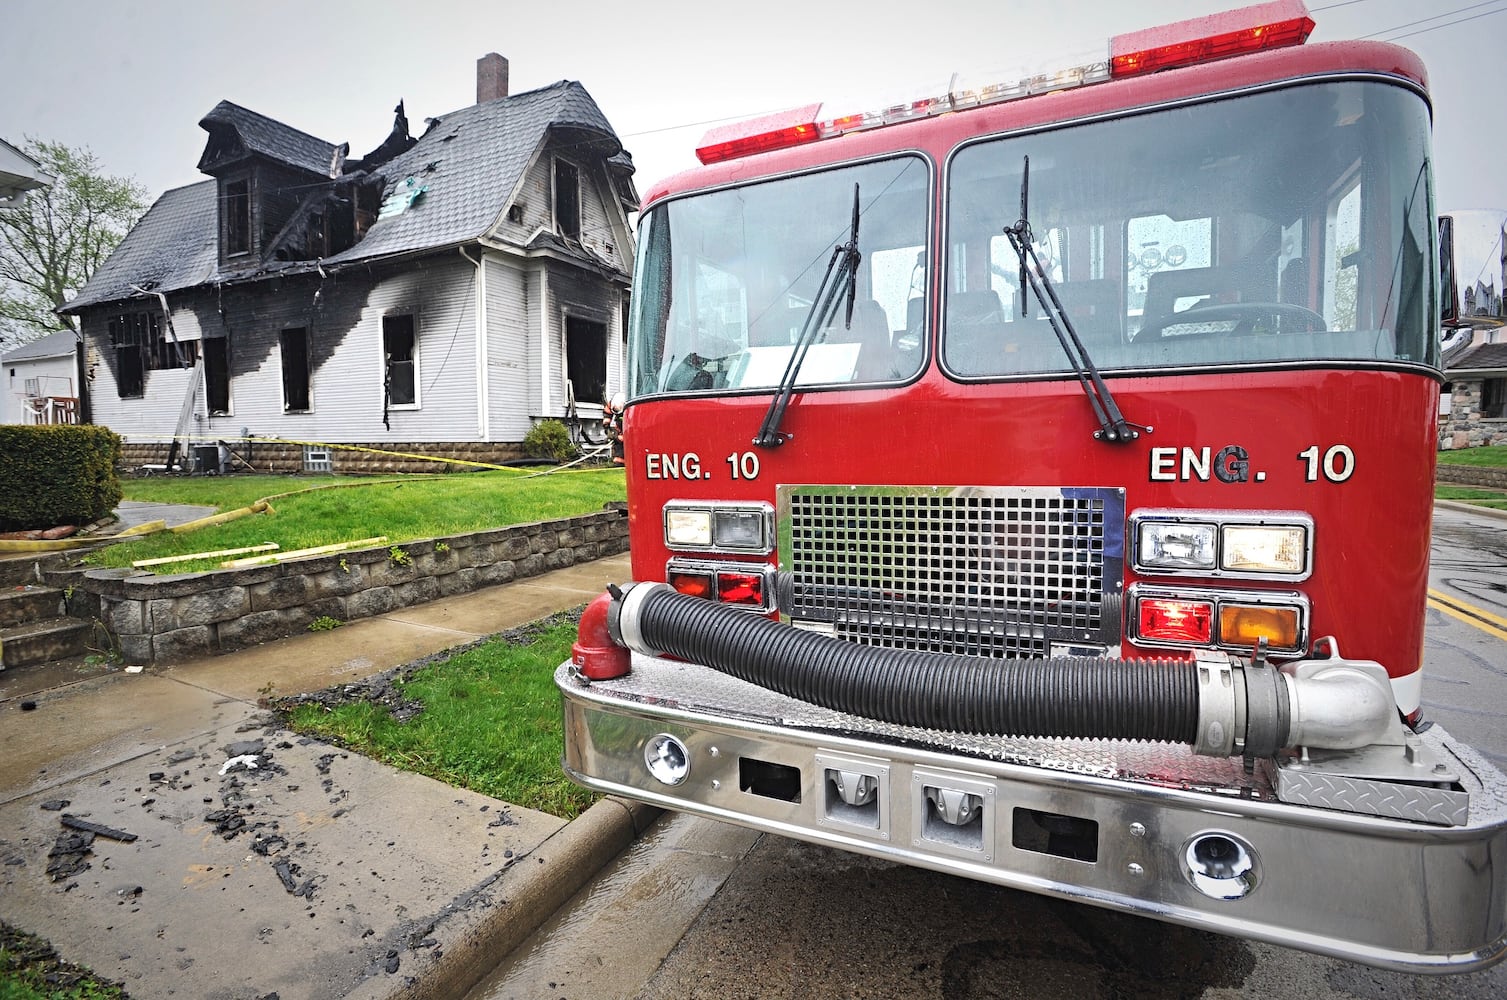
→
(0, 548, 654, 1000)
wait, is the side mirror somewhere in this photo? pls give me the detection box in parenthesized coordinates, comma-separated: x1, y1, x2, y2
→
(1439, 215, 1458, 326)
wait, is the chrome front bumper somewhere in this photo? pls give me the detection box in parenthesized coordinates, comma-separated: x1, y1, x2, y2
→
(557, 653, 1507, 973)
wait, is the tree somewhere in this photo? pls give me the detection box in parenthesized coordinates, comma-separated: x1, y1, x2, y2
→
(0, 139, 147, 350)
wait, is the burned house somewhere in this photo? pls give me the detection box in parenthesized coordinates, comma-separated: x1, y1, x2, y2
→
(60, 54, 638, 472)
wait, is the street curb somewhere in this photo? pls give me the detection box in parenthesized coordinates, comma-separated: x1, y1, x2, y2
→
(1435, 499, 1507, 522)
(352, 796, 664, 1000)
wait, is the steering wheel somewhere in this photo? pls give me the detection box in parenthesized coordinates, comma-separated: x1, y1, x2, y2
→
(1137, 301, 1327, 340)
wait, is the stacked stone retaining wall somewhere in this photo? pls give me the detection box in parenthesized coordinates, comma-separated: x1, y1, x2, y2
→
(43, 506, 627, 665)
(1436, 464, 1507, 489)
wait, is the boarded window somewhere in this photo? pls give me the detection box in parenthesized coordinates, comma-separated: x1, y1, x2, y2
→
(280, 328, 311, 412)
(225, 178, 251, 255)
(383, 315, 417, 406)
(204, 337, 230, 414)
(555, 159, 581, 240)
(565, 315, 607, 405)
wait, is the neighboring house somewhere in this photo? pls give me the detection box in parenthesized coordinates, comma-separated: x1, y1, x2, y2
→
(1440, 335, 1507, 449)
(2, 329, 79, 425)
(59, 54, 639, 472)
(1439, 209, 1507, 450)
(0, 137, 54, 210)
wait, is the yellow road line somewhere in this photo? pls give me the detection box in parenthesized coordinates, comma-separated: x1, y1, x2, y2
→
(1427, 589, 1507, 643)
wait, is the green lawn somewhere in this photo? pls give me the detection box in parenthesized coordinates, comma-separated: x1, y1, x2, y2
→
(1435, 447, 1507, 511)
(278, 614, 595, 820)
(1436, 445, 1507, 468)
(94, 468, 624, 573)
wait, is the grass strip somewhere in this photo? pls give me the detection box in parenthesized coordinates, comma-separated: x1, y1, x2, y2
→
(95, 469, 624, 573)
(1436, 445, 1507, 468)
(0, 922, 127, 999)
(274, 612, 596, 821)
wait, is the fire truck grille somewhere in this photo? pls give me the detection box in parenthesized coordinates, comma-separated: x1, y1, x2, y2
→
(780, 486, 1125, 657)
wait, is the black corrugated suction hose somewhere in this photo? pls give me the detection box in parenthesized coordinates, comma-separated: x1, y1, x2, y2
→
(618, 585, 1201, 744)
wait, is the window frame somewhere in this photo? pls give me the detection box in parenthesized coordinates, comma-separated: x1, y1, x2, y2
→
(1482, 377, 1507, 419)
(554, 157, 582, 241)
(223, 175, 252, 257)
(204, 336, 232, 415)
(564, 311, 609, 406)
(382, 313, 420, 410)
(279, 327, 312, 413)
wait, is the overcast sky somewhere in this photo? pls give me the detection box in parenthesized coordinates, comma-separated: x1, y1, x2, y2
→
(5, 0, 1506, 214)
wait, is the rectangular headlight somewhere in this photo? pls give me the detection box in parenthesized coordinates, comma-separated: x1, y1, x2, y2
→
(665, 508, 713, 548)
(1221, 524, 1307, 575)
(713, 509, 768, 550)
(664, 501, 774, 553)
(1137, 521, 1217, 571)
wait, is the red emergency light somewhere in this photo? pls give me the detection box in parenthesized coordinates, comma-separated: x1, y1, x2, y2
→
(692, 2, 1317, 165)
(1110, 0, 1314, 79)
(696, 104, 823, 165)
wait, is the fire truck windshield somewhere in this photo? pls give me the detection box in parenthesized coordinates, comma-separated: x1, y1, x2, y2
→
(947, 79, 1436, 376)
(628, 78, 1437, 400)
(628, 156, 929, 398)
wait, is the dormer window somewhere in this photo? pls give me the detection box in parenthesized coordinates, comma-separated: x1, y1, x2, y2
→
(554, 159, 580, 240)
(224, 178, 251, 255)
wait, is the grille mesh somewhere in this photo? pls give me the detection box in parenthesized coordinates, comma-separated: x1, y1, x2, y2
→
(783, 487, 1124, 656)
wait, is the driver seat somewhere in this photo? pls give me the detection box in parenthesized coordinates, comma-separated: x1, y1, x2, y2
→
(1140, 266, 1250, 338)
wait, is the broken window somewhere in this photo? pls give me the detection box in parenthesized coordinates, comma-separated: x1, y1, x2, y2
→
(383, 315, 418, 407)
(354, 180, 381, 240)
(108, 312, 197, 398)
(224, 178, 251, 255)
(565, 315, 607, 405)
(204, 337, 231, 415)
(280, 327, 311, 412)
(555, 159, 581, 240)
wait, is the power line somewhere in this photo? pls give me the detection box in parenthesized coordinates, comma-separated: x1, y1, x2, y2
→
(1350, 0, 1507, 40)
(1375, 4, 1507, 41)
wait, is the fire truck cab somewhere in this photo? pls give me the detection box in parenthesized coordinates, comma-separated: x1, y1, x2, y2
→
(558, 0, 1507, 972)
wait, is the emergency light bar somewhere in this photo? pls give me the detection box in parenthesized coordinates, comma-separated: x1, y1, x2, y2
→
(693, 0, 1314, 165)
(1110, 0, 1315, 78)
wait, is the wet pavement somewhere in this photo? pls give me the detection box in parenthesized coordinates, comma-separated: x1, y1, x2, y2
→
(0, 536, 644, 1000)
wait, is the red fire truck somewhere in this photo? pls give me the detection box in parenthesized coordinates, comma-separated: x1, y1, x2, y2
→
(558, 0, 1507, 971)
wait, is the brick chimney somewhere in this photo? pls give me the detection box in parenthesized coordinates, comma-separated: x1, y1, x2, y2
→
(477, 53, 509, 103)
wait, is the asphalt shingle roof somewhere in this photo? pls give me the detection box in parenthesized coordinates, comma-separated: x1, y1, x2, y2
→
(1, 328, 77, 362)
(198, 101, 340, 178)
(1445, 341, 1507, 372)
(322, 80, 622, 265)
(64, 81, 630, 314)
(62, 181, 218, 312)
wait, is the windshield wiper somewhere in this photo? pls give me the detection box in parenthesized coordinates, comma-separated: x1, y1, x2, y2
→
(1003, 156, 1147, 445)
(754, 183, 862, 449)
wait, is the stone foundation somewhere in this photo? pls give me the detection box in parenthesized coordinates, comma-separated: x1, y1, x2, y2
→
(45, 505, 627, 664)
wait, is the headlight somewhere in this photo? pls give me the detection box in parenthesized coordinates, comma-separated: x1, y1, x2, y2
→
(1138, 522, 1217, 571)
(1132, 510, 1312, 580)
(1221, 525, 1306, 575)
(665, 508, 713, 548)
(663, 501, 774, 554)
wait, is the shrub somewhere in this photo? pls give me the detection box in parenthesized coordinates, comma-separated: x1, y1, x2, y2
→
(0, 424, 123, 531)
(522, 419, 578, 463)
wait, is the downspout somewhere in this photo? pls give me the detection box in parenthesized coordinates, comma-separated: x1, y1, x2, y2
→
(539, 271, 552, 416)
(459, 246, 489, 440)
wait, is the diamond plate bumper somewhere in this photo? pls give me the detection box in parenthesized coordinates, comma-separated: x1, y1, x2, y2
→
(558, 653, 1507, 973)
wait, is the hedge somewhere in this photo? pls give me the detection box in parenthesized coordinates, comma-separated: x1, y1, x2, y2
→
(0, 424, 123, 531)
